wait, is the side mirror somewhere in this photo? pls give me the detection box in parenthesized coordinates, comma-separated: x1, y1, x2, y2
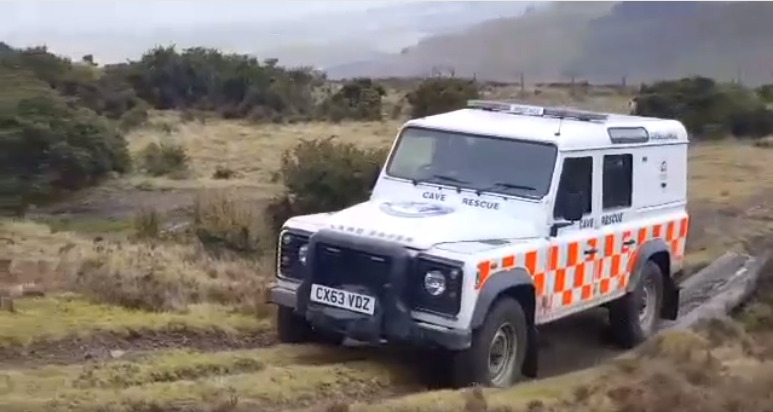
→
(560, 192, 585, 222)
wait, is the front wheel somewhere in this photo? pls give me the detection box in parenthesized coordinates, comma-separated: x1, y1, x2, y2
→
(450, 298, 528, 388)
(276, 307, 344, 345)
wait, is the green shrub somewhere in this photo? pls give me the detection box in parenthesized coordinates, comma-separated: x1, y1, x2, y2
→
(756, 84, 773, 104)
(138, 142, 189, 177)
(634, 76, 773, 139)
(212, 165, 237, 180)
(318, 78, 386, 122)
(406, 77, 480, 118)
(265, 137, 388, 234)
(192, 190, 266, 255)
(0, 73, 130, 214)
(117, 103, 150, 131)
(124, 46, 320, 122)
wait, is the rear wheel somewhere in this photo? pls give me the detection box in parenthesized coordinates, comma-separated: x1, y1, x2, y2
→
(450, 298, 528, 388)
(608, 260, 664, 348)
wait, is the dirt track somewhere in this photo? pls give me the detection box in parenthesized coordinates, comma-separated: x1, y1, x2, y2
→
(0, 328, 278, 368)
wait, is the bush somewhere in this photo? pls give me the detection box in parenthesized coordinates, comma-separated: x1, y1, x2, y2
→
(123, 46, 321, 122)
(192, 190, 267, 255)
(69, 240, 269, 313)
(133, 207, 162, 239)
(212, 165, 237, 180)
(406, 77, 480, 118)
(117, 103, 150, 131)
(634, 76, 773, 139)
(0, 72, 131, 214)
(265, 137, 388, 234)
(2, 45, 146, 121)
(138, 142, 189, 177)
(756, 84, 773, 104)
(318, 78, 386, 122)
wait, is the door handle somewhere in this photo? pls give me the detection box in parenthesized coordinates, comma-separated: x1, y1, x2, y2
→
(623, 240, 636, 246)
(584, 248, 598, 255)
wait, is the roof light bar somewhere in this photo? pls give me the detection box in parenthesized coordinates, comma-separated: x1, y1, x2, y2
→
(467, 99, 609, 122)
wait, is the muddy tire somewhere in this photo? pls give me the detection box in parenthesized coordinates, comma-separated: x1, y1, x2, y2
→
(450, 298, 528, 388)
(276, 307, 345, 345)
(312, 330, 345, 346)
(277, 306, 315, 343)
(608, 260, 664, 349)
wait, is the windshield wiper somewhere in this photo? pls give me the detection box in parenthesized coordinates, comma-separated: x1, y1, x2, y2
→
(409, 174, 468, 192)
(431, 174, 469, 185)
(416, 174, 469, 193)
(476, 182, 537, 196)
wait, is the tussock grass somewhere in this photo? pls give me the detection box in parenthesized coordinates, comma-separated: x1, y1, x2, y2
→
(0, 295, 267, 347)
(0, 359, 407, 412)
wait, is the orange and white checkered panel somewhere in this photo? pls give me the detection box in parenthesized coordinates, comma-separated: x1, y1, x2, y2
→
(475, 216, 689, 318)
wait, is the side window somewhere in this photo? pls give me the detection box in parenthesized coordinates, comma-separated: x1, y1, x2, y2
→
(602, 154, 633, 210)
(553, 157, 593, 218)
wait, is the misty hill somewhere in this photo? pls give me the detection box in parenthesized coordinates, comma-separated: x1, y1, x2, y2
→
(566, 1, 773, 84)
(252, 1, 542, 68)
(2, 1, 538, 68)
(326, 2, 614, 80)
(328, 1, 773, 85)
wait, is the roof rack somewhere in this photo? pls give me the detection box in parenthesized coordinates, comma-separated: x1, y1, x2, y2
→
(467, 99, 609, 122)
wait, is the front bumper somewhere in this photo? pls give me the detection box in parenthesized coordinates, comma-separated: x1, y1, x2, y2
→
(269, 284, 471, 350)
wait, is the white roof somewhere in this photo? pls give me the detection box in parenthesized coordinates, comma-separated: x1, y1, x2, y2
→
(404, 101, 689, 151)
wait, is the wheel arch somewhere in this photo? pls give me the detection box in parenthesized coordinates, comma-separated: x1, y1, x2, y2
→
(628, 238, 678, 320)
(471, 268, 535, 329)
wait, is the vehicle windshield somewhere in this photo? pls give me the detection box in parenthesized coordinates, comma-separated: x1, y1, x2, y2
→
(385, 127, 557, 199)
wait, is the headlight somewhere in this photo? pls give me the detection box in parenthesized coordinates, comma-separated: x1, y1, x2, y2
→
(298, 244, 309, 265)
(409, 257, 464, 315)
(277, 230, 310, 280)
(424, 270, 447, 296)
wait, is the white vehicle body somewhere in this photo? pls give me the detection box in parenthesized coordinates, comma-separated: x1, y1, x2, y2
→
(270, 100, 689, 380)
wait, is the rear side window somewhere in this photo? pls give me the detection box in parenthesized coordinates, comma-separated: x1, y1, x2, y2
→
(602, 154, 633, 209)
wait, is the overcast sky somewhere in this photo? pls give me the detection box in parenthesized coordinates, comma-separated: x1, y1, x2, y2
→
(0, 1, 400, 33)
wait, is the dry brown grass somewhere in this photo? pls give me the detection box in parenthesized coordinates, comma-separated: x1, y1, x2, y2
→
(685, 141, 773, 269)
(0, 219, 273, 346)
(1, 218, 273, 310)
(125, 112, 400, 194)
(688, 142, 773, 203)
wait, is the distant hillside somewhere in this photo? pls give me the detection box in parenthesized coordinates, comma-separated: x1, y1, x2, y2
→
(2, 1, 539, 68)
(328, 1, 773, 85)
(254, 1, 543, 67)
(326, 2, 614, 80)
(566, 1, 773, 84)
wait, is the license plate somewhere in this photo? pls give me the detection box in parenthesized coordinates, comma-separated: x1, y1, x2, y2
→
(310, 284, 375, 315)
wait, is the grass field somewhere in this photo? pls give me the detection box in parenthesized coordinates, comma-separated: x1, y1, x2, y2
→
(5, 87, 773, 412)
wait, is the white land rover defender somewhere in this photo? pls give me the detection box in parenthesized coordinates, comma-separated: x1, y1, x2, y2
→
(269, 100, 690, 388)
